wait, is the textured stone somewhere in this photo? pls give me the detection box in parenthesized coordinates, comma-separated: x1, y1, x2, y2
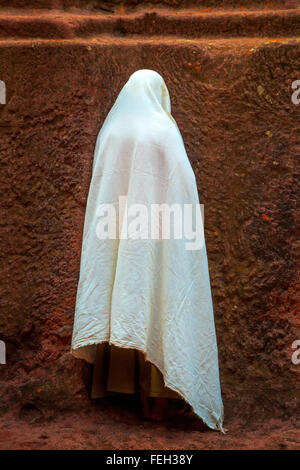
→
(0, 9, 300, 39)
(0, 1, 298, 10)
(0, 3, 299, 431)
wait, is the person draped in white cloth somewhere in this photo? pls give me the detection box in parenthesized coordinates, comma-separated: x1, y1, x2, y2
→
(71, 69, 225, 432)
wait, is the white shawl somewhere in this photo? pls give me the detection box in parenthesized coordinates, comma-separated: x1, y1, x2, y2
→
(71, 69, 224, 432)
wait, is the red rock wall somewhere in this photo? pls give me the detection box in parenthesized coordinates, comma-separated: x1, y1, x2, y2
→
(0, 2, 299, 425)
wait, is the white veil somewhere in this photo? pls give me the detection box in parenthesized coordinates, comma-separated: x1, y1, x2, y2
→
(71, 69, 224, 432)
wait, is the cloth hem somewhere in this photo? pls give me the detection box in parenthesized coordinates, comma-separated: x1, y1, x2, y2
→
(71, 337, 225, 433)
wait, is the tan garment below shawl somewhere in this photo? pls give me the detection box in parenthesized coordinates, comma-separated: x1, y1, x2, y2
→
(91, 343, 180, 399)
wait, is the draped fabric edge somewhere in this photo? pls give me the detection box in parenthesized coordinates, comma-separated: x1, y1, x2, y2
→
(71, 337, 226, 433)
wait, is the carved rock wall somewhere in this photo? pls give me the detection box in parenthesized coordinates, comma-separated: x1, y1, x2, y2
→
(0, 1, 299, 425)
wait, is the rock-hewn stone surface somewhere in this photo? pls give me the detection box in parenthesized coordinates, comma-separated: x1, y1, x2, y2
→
(1, 9, 300, 39)
(0, 1, 298, 11)
(0, 2, 299, 435)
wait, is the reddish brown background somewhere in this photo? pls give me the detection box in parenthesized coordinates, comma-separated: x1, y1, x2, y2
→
(0, 0, 299, 449)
